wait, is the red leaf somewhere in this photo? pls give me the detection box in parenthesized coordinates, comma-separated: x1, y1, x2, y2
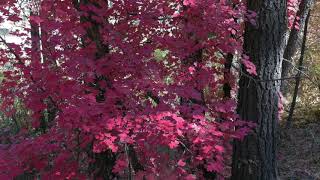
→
(168, 140, 179, 149)
(206, 162, 223, 172)
(30, 16, 44, 24)
(8, 14, 21, 22)
(183, 0, 196, 6)
(177, 159, 186, 167)
(112, 159, 128, 173)
(242, 55, 257, 76)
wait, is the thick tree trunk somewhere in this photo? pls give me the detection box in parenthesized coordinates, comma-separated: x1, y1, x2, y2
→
(231, 0, 287, 180)
(281, 0, 314, 95)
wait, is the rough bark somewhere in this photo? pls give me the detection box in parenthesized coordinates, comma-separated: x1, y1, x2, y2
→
(231, 0, 287, 180)
(281, 0, 315, 95)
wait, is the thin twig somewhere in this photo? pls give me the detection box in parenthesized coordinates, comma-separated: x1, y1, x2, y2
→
(282, 57, 319, 86)
(231, 64, 308, 83)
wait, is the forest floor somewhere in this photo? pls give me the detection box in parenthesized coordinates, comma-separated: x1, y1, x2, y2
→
(278, 117, 320, 180)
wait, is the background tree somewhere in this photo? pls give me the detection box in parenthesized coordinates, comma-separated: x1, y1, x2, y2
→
(286, 2, 313, 128)
(284, 0, 320, 122)
(281, 0, 315, 97)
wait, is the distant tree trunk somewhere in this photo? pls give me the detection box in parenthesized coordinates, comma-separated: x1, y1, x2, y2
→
(30, 0, 45, 64)
(30, 7, 52, 133)
(30, 11, 41, 61)
(231, 0, 287, 179)
(281, 0, 314, 96)
(223, 54, 233, 98)
(286, 10, 311, 128)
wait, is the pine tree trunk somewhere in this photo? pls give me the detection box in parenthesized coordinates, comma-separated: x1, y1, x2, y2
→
(231, 0, 287, 179)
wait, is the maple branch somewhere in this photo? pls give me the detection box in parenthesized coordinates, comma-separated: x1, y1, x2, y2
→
(177, 140, 193, 154)
(0, 35, 24, 65)
(0, 35, 59, 117)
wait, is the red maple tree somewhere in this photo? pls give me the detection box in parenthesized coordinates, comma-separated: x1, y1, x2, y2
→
(0, 0, 285, 179)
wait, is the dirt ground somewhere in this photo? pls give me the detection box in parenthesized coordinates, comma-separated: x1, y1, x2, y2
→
(278, 120, 320, 180)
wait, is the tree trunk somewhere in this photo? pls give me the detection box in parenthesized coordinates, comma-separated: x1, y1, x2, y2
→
(286, 10, 311, 128)
(223, 54, 233, 99)
(281, 0, 314, 96)
(231, 0, 287, 180)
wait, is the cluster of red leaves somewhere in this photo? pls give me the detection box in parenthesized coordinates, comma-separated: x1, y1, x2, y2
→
(0, 0, 256, 179)
(288, 0, 301, 29)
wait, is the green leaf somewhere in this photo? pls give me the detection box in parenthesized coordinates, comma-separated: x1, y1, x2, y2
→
(153, 49, 169, 62)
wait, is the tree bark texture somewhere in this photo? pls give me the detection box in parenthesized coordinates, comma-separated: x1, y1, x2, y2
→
(281, 0, 314, 95)
(231, 0, 287, 180)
